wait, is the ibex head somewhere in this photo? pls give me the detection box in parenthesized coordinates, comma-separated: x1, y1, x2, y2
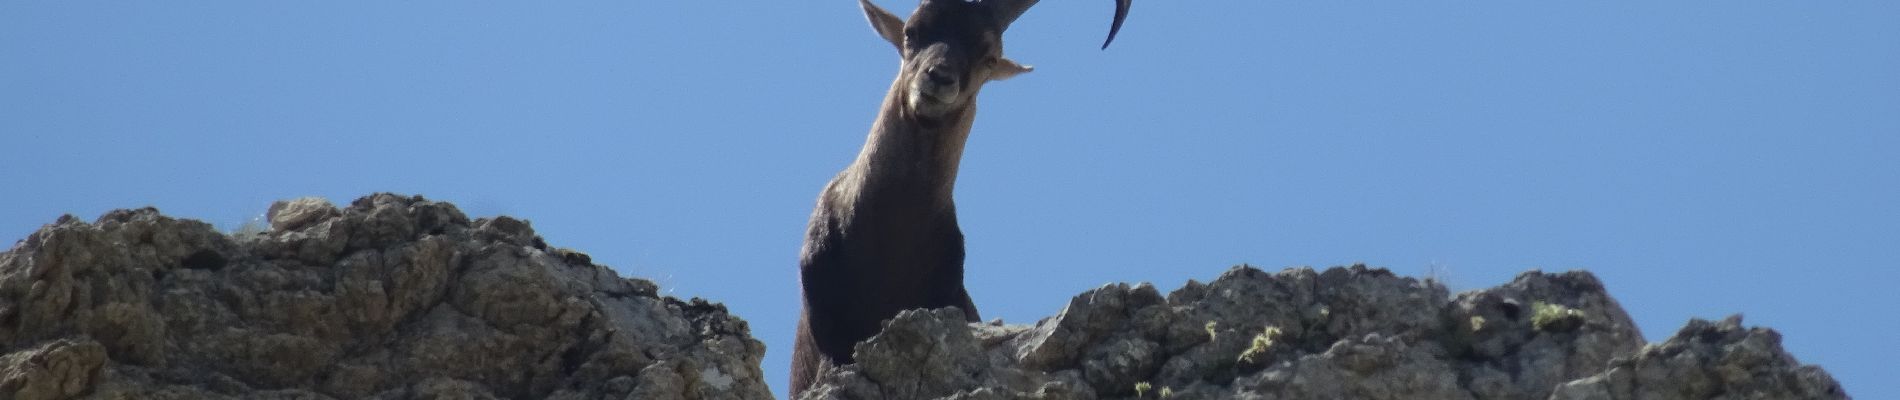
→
(859, 0, 1131, 118)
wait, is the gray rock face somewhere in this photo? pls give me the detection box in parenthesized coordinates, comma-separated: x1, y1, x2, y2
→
(1551, 316, 1848, 400)
(798, 266, 1849, 400)
(0, 194, 1849, 400)
(0, 193, 771, 400)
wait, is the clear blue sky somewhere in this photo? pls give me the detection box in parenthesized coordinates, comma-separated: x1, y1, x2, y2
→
(4, 2, 1894, 398)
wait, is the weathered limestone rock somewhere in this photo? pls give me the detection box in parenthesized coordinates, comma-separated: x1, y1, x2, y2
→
(798, 266, 1847, 400)
(0, 193, 771, 400)
(0, 194, 1849, 400)
(1551, 315, 1847, 400)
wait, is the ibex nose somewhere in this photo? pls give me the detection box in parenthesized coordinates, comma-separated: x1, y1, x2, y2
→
(925, 66, 956, 86)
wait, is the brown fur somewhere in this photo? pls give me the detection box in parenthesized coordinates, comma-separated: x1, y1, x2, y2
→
(790, 0, 1131, 396)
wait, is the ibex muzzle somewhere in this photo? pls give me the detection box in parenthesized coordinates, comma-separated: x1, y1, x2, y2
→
(791, 0, 1131, 397)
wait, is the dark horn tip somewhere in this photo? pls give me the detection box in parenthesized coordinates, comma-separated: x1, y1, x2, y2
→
(1100, 0, 1131, 49)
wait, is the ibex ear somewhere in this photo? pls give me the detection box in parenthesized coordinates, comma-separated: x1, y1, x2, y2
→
(860, 0, 906, 53)
(988, 57, 1033, 81)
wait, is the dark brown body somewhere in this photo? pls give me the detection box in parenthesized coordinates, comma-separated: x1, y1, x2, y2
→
(789, 73, 984, 395)
(790, 0, 1129, 396)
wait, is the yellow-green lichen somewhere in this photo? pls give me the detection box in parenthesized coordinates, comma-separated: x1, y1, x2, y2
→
(1237, 326, 1283, 364)
(1531, 301, 1585, 332)
(1135, 382, 1153, 397)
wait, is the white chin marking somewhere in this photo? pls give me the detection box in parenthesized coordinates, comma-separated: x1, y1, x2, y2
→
(907, 94, 927, 111)
(909, 91, 954, 116)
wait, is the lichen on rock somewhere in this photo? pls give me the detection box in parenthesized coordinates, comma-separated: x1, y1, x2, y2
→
(0, 193, 770, 399)
(796, 265, 1849, 400)
(0, 194, 1851, 400)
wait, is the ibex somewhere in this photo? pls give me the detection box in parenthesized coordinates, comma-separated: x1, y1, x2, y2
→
(792, 0, 1131, 395)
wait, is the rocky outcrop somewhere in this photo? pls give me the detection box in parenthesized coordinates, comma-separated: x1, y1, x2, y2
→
(0, 194, 771, 399)
(797, 267, 1849, 400)
(0, 194, 1850, 399)
(1551, 316, 1847, 400)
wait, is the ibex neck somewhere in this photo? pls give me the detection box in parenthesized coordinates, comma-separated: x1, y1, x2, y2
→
(845, 81, 978, 203)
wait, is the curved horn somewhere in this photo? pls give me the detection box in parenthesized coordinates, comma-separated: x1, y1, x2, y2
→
(1101, 0, 1130, 49)
(989, 0, 1131, 49)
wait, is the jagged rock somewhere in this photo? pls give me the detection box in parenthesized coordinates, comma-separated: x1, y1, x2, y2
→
(0, 339, 107, 400)
(1550, 315, 1847, 400)
(0, 194, 1851, 400)
(1443, 270, 1646, 399)
(0, 193, 770, 400)
(265, 197, 339, 233)
(797, 266, 1849, 400)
